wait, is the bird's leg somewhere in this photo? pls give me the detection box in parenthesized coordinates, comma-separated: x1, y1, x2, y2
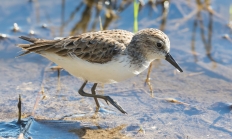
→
(145, 63, 154, 96)
(78, 81, 127, 114)
(91, 83, 100, 111)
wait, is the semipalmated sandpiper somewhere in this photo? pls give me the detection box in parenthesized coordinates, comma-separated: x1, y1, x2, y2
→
(18, 28, 183, 114)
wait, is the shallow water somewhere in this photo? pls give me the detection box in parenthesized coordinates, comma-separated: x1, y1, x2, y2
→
(0, 0, 232, 138)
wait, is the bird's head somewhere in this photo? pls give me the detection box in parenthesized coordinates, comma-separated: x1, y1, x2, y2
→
(132, 28, 183, 72)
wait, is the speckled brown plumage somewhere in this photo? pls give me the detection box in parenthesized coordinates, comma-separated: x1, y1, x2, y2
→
(18, 29, 134, 64)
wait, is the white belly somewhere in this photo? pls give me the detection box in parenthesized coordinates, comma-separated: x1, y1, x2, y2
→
(41, 52, 150, 84)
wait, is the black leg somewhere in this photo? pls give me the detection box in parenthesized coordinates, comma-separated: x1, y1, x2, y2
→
(78, 81, 127, 114)
(91, 83, 100, 108)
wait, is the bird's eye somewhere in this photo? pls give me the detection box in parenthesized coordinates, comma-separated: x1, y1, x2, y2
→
(156, 42, 163, 48)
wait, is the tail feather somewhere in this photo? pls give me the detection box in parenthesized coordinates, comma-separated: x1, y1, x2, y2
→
(17, 36, 60, 57)
(18, 44, 31, 49)
(19, 36, 38, 43)
(17, 51, 31, 57)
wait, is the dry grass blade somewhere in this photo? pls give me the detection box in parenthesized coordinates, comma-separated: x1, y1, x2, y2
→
(99, 16, 103, 31)
(185, 71, 204, 77)
(137, 125, 145, 134)
(50, 65, 63, 70)
(17, 133, 24, 139)
(222, 34, 232, 43)
(32, 86, 45, 116)
(165, 98, 189, 105)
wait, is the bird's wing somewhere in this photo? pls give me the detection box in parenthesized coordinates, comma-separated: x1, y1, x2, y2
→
(18, 30, 134, 64)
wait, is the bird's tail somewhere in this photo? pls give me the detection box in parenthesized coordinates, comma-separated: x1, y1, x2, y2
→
(17, 36, 60, 57)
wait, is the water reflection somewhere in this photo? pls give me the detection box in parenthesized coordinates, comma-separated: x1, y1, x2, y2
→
(62, 0, 121, 35)
(191, 0, 216, 68)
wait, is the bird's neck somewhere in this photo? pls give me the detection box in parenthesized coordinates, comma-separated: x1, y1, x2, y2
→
(124, 41, 153, 73)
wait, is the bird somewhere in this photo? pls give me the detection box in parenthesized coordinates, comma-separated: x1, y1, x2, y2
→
(18, 28, 183, 114)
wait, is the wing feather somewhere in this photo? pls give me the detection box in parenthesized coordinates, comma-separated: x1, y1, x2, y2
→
(18, 29, 133, 63)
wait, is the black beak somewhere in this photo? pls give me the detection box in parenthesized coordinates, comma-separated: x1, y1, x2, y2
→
(165, 53, 183, 72)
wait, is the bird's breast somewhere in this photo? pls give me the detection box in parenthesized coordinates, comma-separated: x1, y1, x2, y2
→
(41, 52, 148, 84)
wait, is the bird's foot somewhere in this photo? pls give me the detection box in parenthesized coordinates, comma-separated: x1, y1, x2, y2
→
(103, 96, 127, 114)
